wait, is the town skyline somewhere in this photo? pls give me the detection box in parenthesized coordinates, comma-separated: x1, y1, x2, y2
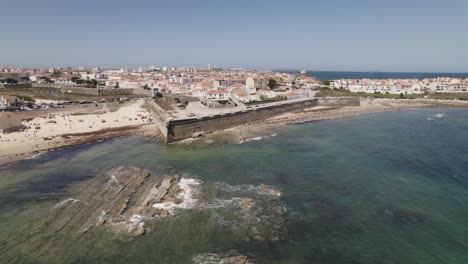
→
(1, 65, 468, 75)
(2, 0, 468, 72)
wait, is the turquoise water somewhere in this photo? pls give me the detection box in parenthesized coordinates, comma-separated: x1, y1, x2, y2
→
(2, 108, 468, 263)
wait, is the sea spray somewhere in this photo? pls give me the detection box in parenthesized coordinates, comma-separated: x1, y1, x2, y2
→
(152, 178, 202, 214)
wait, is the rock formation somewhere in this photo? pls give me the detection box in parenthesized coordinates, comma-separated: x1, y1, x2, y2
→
(206, 183, 287, 242)
(48, 166, 199, 236)
(193, 250, 255, 264)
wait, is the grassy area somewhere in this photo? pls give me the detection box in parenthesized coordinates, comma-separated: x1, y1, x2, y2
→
(17, 95, 36, 103)
(428, 93, 468, 100)
(316, 87, 468, 100)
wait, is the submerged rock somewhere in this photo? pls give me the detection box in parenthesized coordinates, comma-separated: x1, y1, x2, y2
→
(379, 207, 425, 226)
(193, 250, 255, 264)
(206, 183, 287, 242)
(49, 166, 201, 236)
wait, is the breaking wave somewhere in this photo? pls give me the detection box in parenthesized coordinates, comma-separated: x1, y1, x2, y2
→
(215, 183, 281, 197)
(152, 178, 202, 214)
(53, 198, 79, 209)
(240, 133, 278, 144)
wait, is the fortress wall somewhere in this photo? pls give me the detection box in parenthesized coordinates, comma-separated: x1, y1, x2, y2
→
(166, 99, 319, 142)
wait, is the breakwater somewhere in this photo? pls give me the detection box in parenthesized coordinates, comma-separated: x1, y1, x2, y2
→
(147, 97, 362, 143)
(317, 96, 361, 107)
(148, 98, 321, 142)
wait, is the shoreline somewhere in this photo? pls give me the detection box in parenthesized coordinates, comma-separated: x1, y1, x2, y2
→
(0, 101, 159, 167)
(0, 124, 159, 167)
(177, 98, 468, 145)
(2, 98, 468, 166)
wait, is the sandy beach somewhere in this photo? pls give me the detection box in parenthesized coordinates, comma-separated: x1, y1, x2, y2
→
(3, 97, 468, 165)
(0, 100, 156, 166)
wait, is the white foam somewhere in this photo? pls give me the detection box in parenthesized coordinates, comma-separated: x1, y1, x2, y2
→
(199, 197, 245, 209)
(26, 153, 43, 160)
(129, 214, 145, 223)
(53, 198, 79, 209)
(435, 113, 446, 118)
(217, 183, 281, 197)
(109, 175, 119, 184)
(241, 134, 277, 144)
(152, 178, 202, 214)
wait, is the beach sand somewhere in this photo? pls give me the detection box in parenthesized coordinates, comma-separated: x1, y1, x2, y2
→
(3, 97, 468, 165)
(0, 100, 157, 166)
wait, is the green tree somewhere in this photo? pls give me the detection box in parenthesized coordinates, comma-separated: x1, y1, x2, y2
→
(20, 77, 30, 82)
(40, 77, 52, 83)
(399, 93, 404, 99)
(18, 95, 35, 103)
(71, 76, 80, 83)
(4, 78, 18, 84)
(322, 80, 331, 86)
(267, 79, 278, 89)
(51, 71, 62, 77)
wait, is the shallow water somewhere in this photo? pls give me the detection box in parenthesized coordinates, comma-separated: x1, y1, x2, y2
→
(2, 108, 468, 263)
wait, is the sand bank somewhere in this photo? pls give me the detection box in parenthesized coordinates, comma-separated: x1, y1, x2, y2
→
(0, 101, 157, 166)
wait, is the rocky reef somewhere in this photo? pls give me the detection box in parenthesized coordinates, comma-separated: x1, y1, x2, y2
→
(81, 167, 193, 236)
(193, 250, 255, 264)
(204, 183, 287, 242)
(0, 166, 288, 263)
(50, 166, 201, 236)
(44, 166, 287, 241)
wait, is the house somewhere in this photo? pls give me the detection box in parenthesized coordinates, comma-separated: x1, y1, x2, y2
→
(231, 88, 252, 103)
(206, 89, 229, 100)
(0, 96, 24, 109)
(118, 79, 145, 89)
(257, 89, 277, 99)
(54, 75, 80, 85)
(246, 77, 269, 90)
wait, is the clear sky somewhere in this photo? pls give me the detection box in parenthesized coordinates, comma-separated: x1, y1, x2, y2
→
(1, 0, 467, 72)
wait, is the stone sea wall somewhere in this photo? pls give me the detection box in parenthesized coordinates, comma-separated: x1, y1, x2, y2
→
(146, 100, 169, 139)
(165, 99, 319, 142)
(1, 83, 33, 89)
(317, 96, 361, 107)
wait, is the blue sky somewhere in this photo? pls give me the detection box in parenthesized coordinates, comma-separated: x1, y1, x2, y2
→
(1, 0, 467, 72)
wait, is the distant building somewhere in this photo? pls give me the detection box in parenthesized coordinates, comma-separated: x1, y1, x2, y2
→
(0, 96, 24, 109)
(300, 69, 307, 78)
(206, 89, 229, 100)
(118, 80, 145, 89)
(246, 77, 268, 90)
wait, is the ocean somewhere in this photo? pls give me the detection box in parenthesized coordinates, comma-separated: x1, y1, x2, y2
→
(280, 70, 468, 80)
(1, 108, 468, 263)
